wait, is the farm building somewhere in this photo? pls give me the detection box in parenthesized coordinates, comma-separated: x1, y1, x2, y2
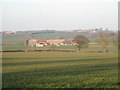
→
(27, 39, 76, 47)
(35, 40, 50, 47)
(47, 39, 65, 46)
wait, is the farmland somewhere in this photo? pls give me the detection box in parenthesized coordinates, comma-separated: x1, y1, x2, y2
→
(2, 51, 118, 88)
(1, 31, 119, 88)
(2, 32, 97, 50)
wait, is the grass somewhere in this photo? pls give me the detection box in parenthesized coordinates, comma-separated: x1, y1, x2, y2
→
(2, 52, 118, 88)
(1, 33, 118, 88)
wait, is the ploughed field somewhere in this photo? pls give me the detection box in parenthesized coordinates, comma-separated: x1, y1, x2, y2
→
(2, 52, 118, 88)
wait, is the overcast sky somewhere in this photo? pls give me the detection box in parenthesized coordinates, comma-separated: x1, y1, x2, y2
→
(1, 0, 119, 31)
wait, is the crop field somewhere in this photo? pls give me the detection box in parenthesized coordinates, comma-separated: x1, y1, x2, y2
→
(2, 51, 118, 88)
(1, 32, 119, 88)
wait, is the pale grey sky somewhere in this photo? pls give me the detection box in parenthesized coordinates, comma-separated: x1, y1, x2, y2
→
(1, 0, 119, 31)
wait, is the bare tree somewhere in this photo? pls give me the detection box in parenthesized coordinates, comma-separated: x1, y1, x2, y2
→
(73, 35, 89, 51)
(97, 30, 112, 52)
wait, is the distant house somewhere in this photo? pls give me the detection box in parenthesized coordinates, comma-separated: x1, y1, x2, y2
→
(47, 39, 65, 46)
(36, 43, 44, 47)
(35, 40, 50, 47)
(3, 31, 16, 34)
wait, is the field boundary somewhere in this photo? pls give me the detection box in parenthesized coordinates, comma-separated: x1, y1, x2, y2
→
(0, 49, 77, 52)
(0, 50, 110, 53)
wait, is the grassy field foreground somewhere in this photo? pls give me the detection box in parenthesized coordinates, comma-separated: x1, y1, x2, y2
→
(2, 52, 118, 88)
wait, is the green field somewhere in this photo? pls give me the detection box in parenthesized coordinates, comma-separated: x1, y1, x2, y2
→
(2, 32, 119, 88)
(2, 51, 118, 88)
